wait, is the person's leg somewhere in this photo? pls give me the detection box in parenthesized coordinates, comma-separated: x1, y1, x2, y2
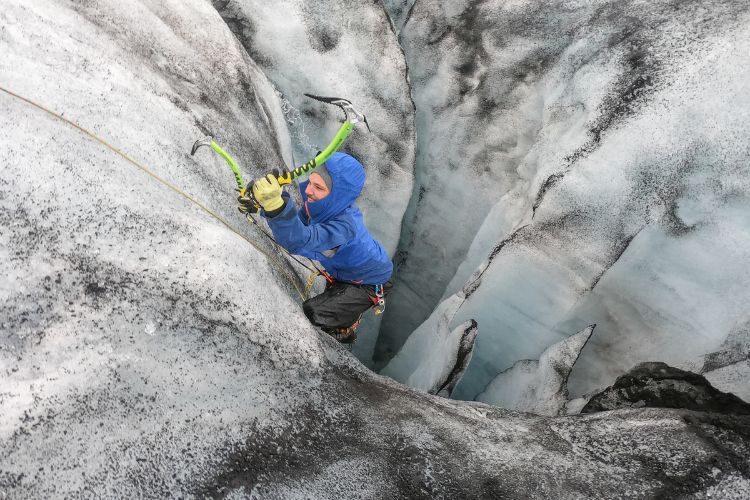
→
(302, 282, 375, 332)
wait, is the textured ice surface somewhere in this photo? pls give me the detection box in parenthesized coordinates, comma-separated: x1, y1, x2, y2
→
(0, 0, 318, 493)
(477, 326, 594, 416)
(382, 0, 416, 33)
(562, 210, 750, 398)
(383, 0, 750, 402)
(2, 1, 750, 497)
(377, 0, 616, 364)
(700, 321, 750, 402)
(381, 295, 477, 396)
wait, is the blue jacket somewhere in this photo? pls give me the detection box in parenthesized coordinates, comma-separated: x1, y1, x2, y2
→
(264, 153, 393, 285)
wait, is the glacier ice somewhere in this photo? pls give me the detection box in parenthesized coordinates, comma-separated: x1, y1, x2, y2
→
(0, 0, 325, 493)
(700, 320, 750, 402)
(376, 0, 621, 365)
(2, 0, 750, 497)
(562, 205, 750, 398)
(384, 0, 750, 404)
(476, 326, 594, 416)
(382, 0, 416, 33)
(381, 294, 477, 397)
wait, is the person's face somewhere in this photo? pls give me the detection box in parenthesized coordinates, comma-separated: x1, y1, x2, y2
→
(305, 172, 331, 202)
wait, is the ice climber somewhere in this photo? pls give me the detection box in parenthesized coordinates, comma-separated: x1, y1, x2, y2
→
(239, 152, 393, 343)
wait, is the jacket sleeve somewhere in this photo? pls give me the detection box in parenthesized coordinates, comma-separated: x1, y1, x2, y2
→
(265, 193, 356, 254)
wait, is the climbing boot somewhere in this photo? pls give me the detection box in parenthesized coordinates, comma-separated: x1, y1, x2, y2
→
(325, 319, 361, 344)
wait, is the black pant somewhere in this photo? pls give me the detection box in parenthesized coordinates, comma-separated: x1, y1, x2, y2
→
(302, 281, 392, 331)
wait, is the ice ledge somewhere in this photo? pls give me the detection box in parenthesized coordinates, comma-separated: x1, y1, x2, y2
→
(381, 294, 477, 397)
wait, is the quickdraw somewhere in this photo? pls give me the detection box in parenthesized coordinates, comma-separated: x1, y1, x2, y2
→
(371, 284, 386, 315)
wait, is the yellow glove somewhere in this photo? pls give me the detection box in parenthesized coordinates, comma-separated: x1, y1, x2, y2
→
(252, 174, 285, 212)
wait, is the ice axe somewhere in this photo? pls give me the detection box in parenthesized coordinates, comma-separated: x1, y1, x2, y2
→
(191, 94, 370, 209)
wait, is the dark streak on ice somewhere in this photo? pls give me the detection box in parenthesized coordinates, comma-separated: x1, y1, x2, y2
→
(435, 319, 479, 398)
(462, 225, 528, 300)
(587, 230, 641, 292)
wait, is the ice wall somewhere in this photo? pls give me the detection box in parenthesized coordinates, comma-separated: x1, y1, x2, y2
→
(390, 0, 750, 401)
(476, 326, 594, 416)
(381, 295, 477, 397)
(0, 0, 321, 492)
(699, 320, 750, 403)
(376, 0, 617, 365)
(382, 0, 416, 33)
(3, 2, 750, 497)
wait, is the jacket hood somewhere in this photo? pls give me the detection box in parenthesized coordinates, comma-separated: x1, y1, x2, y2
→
(300, 152, 366, 224)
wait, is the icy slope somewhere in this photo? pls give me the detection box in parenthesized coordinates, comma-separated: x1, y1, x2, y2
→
(700, 321, 750, 403)
(2, 1, 750, 497)
(383, 0, 750, 402)
(0, 0, 321, 493)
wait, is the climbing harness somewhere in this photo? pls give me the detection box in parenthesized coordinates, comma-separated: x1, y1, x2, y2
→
(0, 84, 308, 300)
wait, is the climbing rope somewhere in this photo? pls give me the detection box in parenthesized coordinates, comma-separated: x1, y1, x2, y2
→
(0, 84, 309, 300)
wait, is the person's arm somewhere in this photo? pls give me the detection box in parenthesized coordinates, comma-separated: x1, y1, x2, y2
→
(265, 193, 356, 254)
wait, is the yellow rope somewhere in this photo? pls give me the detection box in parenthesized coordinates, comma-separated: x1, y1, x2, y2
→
(303, 270, 320, 300)
(0, 85, 306, 300)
